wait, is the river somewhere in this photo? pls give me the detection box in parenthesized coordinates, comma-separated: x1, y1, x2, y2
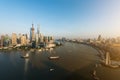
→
(0, 42, 120, 80)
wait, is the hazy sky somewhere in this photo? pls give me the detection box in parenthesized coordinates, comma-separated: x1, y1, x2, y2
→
(0, 0, 120, 38)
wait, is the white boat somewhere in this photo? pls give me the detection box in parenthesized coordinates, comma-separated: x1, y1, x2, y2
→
(38, 49, 42, 52)
(49, 56, 60, 60)
(3, 47, 8, 50)
(50, 68, 55, 71)
(21, 53, 29, 58)
(46, 43, 56, 48)
(46, 49, 49, 51)
(30, 49, 35, 52)
(50, 48, 53, 51)
(42, 48, 45, 51)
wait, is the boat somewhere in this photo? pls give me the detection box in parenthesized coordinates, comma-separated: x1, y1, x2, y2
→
(42, 48, 45, 51)
(92, 70, 96, 76)
(49, 56, 60, 60)
(49, 68, 55, 71)
(21, 53, 29, 58)
(38, 49, 42, 52)
(3, 47, 8, 50)
(46, 43, 56, 48)
(30, 49, 35, 52)
(91, 70, 100, 80)
(49, 48, 53, 51)
(46, 48, 49, 51)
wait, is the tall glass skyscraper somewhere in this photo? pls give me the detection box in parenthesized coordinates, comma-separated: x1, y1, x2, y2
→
(30, 24, 35, 42)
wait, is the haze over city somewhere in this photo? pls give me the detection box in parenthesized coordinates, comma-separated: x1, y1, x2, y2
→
(0, 0, 120, 38)
(1, 0, 120, 80)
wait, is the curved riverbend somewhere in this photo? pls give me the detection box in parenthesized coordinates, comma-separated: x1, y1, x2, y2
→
(0, 42, 119, 80)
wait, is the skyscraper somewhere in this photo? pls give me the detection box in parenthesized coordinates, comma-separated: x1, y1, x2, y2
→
(40, 33, 44, 42)
(30, 24, 35, 42)
(35, 33, 39, 46)
(17, 33, 22, 44)
(0, 35, 4, 47)
(97, 35, 102, 41)
(37, 24, 40, 35)
(37, 24, 40, 43)
(12, 33, 17, 46)
(21, 34, 27, 46)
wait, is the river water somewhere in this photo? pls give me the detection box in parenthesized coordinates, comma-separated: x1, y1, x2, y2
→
(0, 42, 120, 80)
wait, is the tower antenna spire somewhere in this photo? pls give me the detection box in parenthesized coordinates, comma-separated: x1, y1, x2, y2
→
(32, 21, 34, 28)
(37, 24, 40, 34)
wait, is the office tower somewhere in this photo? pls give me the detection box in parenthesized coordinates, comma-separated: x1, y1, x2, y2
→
(21, 34, 27, 46)
(37, 24, 40, 35)
(12, 33, 17, 45)
(37, 24, 40, 43)
(25, 34, 28, 40)
(48, 36, 53, 43)
(17, 33, 22, 44)
(44, 36, 48, 43)
(40, 34, 44, 42)
(18, 33, 22, 39)
(25, 34, 29, 44)
(49, 36, 54, 43)
(0, 39, 1, 47)
(0, 35, 4, 47)
(35, 33, 39, 45)
(97, 35, 102, 41)
(30, 24, 35, 42)
(4, 34, 10, 47)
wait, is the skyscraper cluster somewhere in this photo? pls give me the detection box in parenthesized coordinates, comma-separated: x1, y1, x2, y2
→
(0, 24, 54, 48)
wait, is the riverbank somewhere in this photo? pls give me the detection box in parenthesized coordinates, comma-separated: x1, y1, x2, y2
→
(0, 42, 100, 80)
(81, 42, 120, 68)
(1, 42, 120, 80)
(77, 42, 120, 80)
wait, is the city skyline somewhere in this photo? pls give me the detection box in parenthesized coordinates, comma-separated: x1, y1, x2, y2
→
(0, 0, 120, 38)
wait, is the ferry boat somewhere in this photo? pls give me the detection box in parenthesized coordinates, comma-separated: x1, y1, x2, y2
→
(50, 68, 55, 71)
(38, 49, 42, 52)
(46, 48, 49, 51)
(50, 48, 53, 51)
(46, 43, 56, 48)
(48, 56, 60, 60)
(30, 49, 35, 52)
(3, 47, 8, 50)
(21, 53, 29, 58)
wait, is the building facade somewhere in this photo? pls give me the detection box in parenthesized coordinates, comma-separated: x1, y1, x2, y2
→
(30, 24, 35, 42)
(12, 33, 17, 46)
(21, 34, 27, 46)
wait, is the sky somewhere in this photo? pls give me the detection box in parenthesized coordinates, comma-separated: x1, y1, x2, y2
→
(0, 0, 120, 39)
